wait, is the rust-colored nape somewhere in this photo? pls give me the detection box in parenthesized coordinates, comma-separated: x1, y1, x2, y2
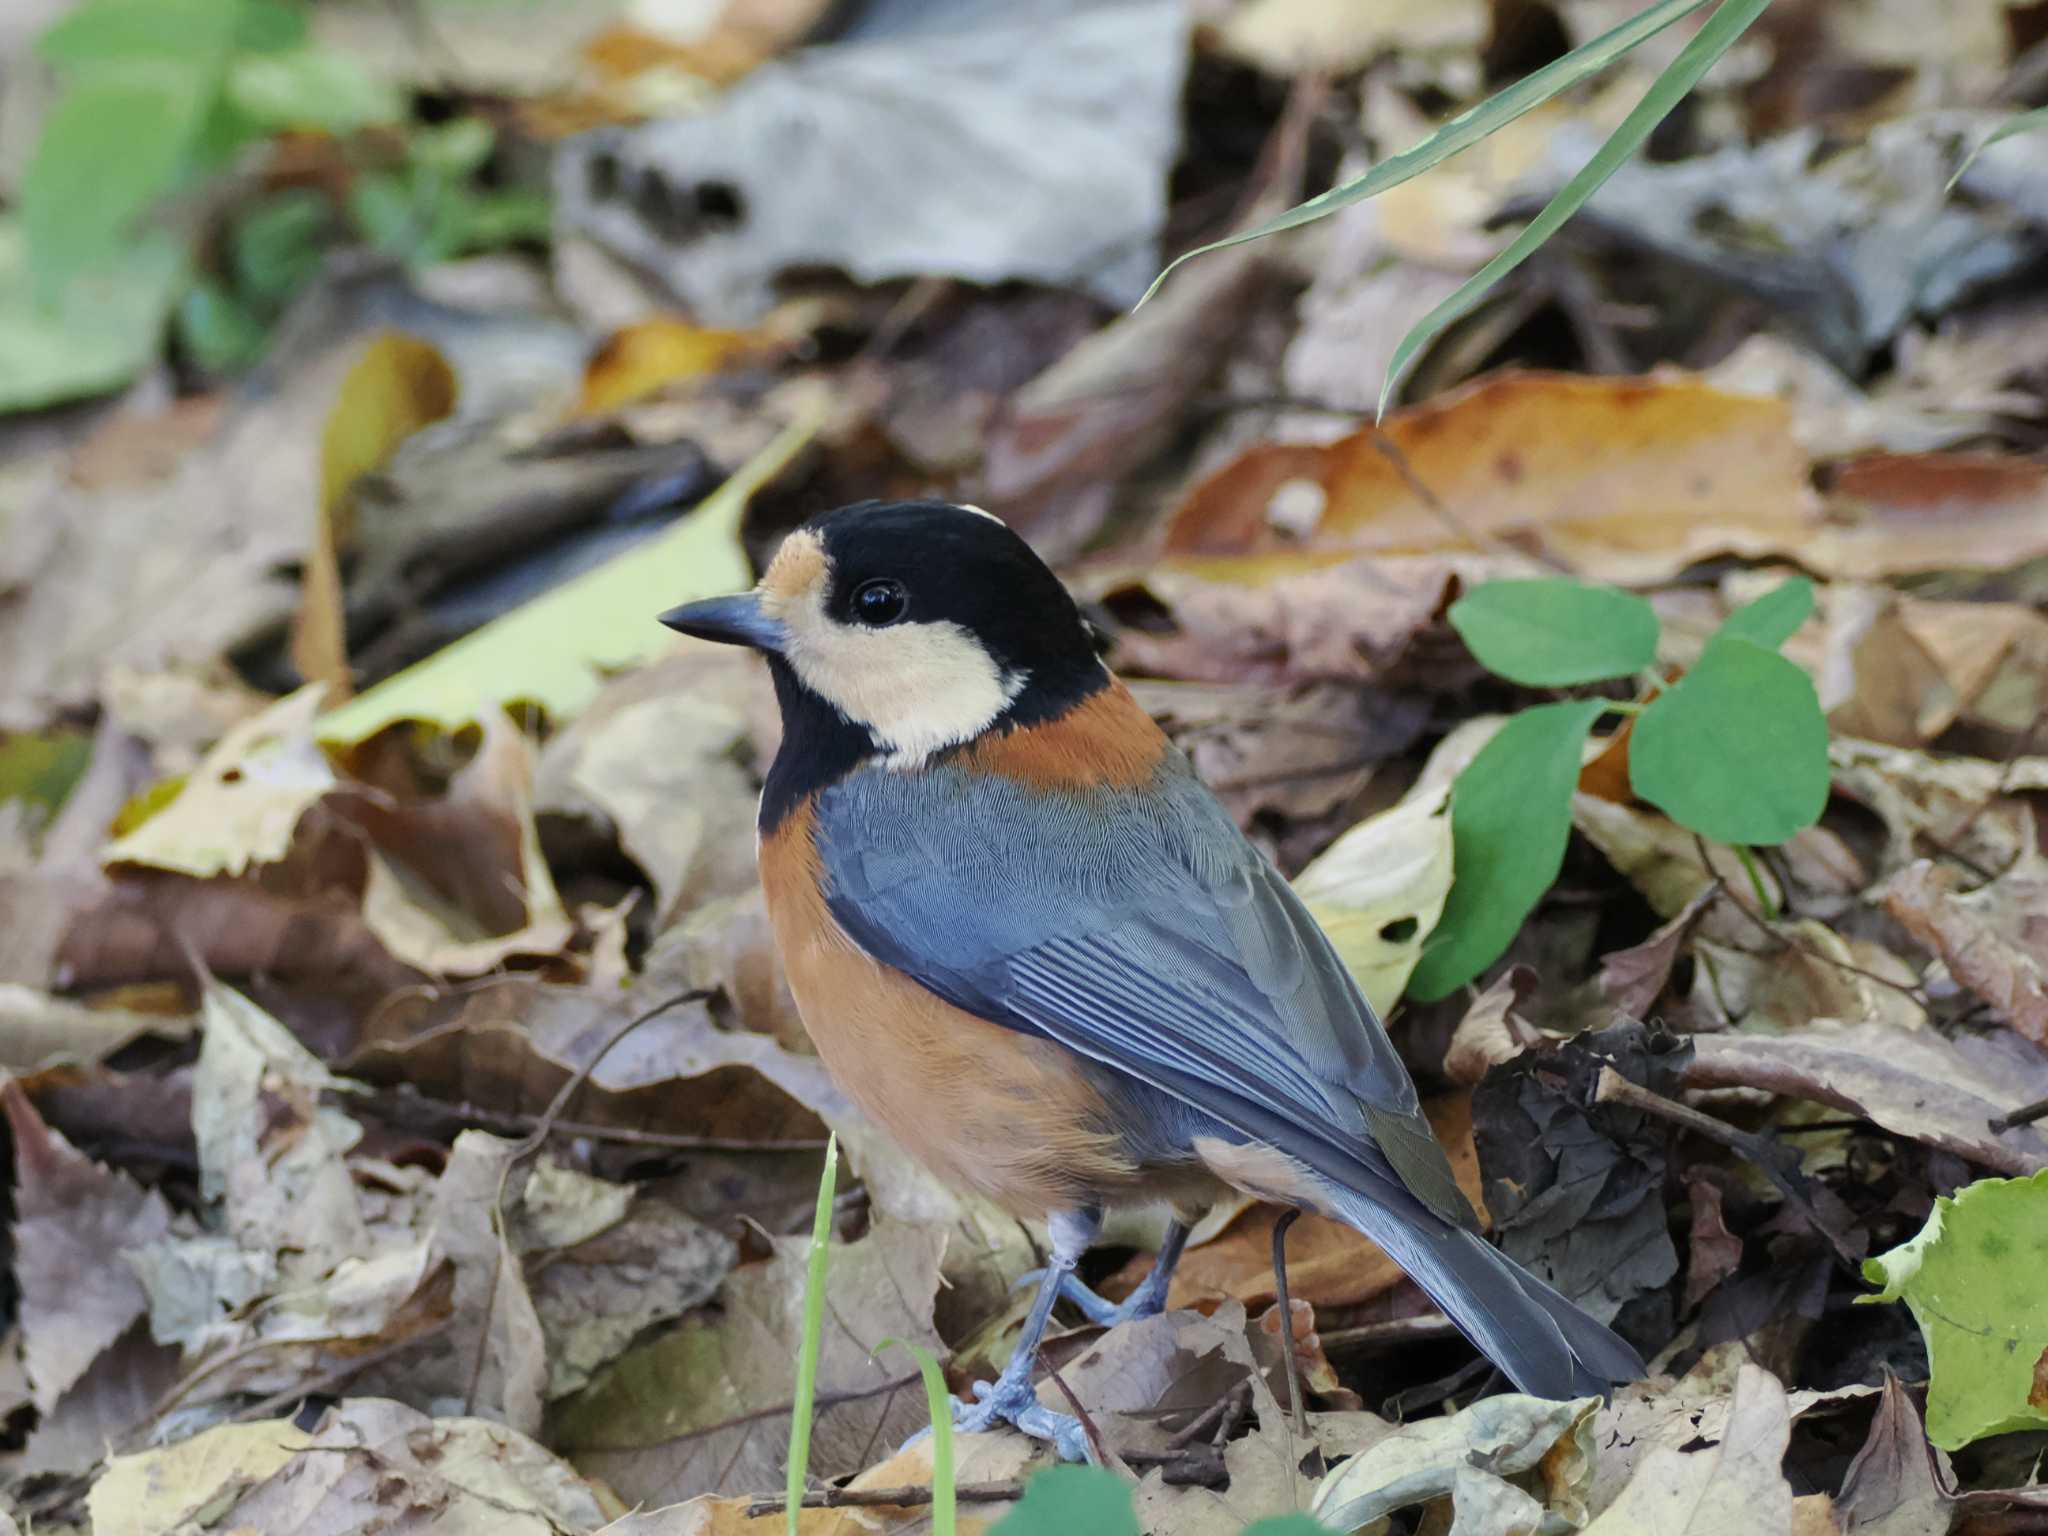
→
(960, 679, 1168, 791)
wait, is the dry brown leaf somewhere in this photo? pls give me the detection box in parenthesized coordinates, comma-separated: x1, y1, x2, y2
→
(1689, 919, 1925, 1034)
(1683, 1178, 1743, 1312)
(1836, 1372, 1953, 1536)
(1829, 738, 2048, 879)
(1584, 1364, 1794, 1533)
(1443, 966, 1542, 1087)
(348, 978, 837, 1145)
(1685, 1022, 2048, 1176)
(1600, 884, 1718, 1021)
(1089, 551, 1488, 686)
(202, 1399, 613, 1534)
(1880, 851, 2048, 1045)
(2, 1081, 171, 1412)
(0, 984, 192, 1070)
(296, 333, 458, 697)
(1161, 371, 1821, 583)
(1808, 452, 2048, 580)
(554, 1221, 946, 1509)
(355, 709, 575, 975)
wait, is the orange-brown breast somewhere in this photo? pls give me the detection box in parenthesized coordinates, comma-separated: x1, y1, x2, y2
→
(956, 677, 1169, 791)
(759, 796, 1148, 1219)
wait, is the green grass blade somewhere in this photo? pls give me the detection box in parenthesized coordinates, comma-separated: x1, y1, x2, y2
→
(1376, 0, 1768, 416)
(879, 1337, 956, 1536)
(787, 1132, 840, 1536)
(1138, 0, 1715, 306)
(1948, 104, 2048, 190)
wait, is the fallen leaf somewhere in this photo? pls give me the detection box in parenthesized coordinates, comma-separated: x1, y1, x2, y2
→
(1683, 1178, 1743, 1312)
(348, 978, 837, 1145)
(1312, 1391, 1600, 1533)
(2, 1081, 171, 1412)
(296, 333, 459, 697)
(1835, 1372, 1953, 1536)
(1473, 1021, 1685, 1325)
(194, 1399, 614, 1534)
(536, 652, 764, 929)
(314, 400, 818, 743)
(1880, 850, 2048, 1047)
(87, 1418, 317, 1536)
(1442, 967, 1543, 1087)
(553, 1221, 946, 1509)
(576, 317, 761, 416)
(19, 1318, 183, 1476)
(1599, 884, 1718, 1020)
(1807, 451, 2048, 580)
(1689, 919, 1925, 1034)
(99, 686, 335, 878)
(1583, 1364, 1794, 1533)
(1162, 372, 1822, 583)
(1863, 1168, 2048, 1450)
(357, 709, 575, 976)
(1214, 0, 1485, 75)
(1290, 781, 1452, 1017)
(555, 0, 1191, 321)
(1830, 737, 2048, 880)
(1685, 1022, 2048, 1176)
(0, 983, 193, 1070)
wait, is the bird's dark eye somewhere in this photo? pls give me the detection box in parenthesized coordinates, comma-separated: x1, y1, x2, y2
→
(851, 577, 909, 627)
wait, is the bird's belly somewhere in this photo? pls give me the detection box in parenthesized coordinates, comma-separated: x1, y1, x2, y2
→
(760, 802, 1149, 1219)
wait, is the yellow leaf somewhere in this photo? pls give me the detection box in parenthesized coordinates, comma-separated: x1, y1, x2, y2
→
(314, 396, 824, 745)
(576, 316, 756, 415)
(295, 333, 458, 698)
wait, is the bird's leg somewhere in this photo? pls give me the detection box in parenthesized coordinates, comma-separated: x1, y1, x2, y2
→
(950, 1205, 1102, 1462)
(1021, 1217, 1192, 1328)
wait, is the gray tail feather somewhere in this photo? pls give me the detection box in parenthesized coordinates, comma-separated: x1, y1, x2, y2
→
(1331, 1191, 1646, 1400)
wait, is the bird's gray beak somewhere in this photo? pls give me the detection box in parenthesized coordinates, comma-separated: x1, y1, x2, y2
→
(659, 592, 788, 653)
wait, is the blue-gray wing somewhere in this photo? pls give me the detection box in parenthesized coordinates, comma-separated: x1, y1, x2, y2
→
(810, 755, 1476, 1230)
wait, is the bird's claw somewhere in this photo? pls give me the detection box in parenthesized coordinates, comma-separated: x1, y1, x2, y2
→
(899, 1376, 1092, 1463)
(1012, 1268, 1166, 1329)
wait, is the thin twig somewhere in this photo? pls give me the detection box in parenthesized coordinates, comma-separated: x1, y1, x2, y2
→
(746, 1481, 1026, 1516)
(1270, 1208, 1308, 1437)
(1046, 1364, 1121, 1471)
(1990, 1096, 2048, 1134)
(463, 989, 711, 1414)
(1318, 1315, 1461, 1354)
(351, 1087, 829, 1152)
(1594, 1067, 1863, 1272)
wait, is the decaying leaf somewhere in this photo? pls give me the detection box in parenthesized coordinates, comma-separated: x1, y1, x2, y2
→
(1835, 1372, 1954, 1536)
(1473, 1021, 1685, 1325)
(1313, 1391, 1600, 1533)
(100, 685, 334, 878)
(1880, 849, 2048, 1046)
(1686, 1022, 2048, 1176)
(0, 983, 192, 1070)
(1585, 1364, 1795, 1533)
(1291, 781, 1452, 1016)
(3, 1081, 171, 1412)
(1162, 372, 1822, 583)
(553, 1221, 946, 1508)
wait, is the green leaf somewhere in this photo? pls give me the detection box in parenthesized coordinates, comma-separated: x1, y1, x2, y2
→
(787, 1134, 838, 1536)
(1715, 576, 1814, 650)
(1408, 698, 1608, 1001)
(1629, 635, 1829, 845)
(0, 729, 93, 818)
(313, 398, 824, 743)
(38, 0, 238, 70)
(233, 0, 308, 52)
(0, 217, 186, 412)
(1139, 0, 1717, 306)
(23, 62, 211, 298)
(232, 190, 333, 305)
(1948, 104, 2048, 190)
(1379, 0, 1769, 414)
(991, 1467, 1138, 1536)
(1862, 1169, 2048, 1450)
(1449, 579, 1659, 686)
(878, 1338, 955, 1536)
(176, 277, 269, 374)
(227, 46, 404, 133)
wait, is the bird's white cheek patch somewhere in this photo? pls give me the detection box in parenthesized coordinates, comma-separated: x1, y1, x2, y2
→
(785, 617, 1024, 766)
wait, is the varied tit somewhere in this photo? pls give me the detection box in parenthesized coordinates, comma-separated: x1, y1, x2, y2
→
(661, 499, 1644, 1460)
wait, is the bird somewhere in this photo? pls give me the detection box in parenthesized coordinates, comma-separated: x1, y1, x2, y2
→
(660, 499, 1645, 1460)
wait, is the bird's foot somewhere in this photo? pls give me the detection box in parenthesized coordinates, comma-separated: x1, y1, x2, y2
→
(950, 1374, 1092, 1462)
(1015, 1268, 1168, 1329)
